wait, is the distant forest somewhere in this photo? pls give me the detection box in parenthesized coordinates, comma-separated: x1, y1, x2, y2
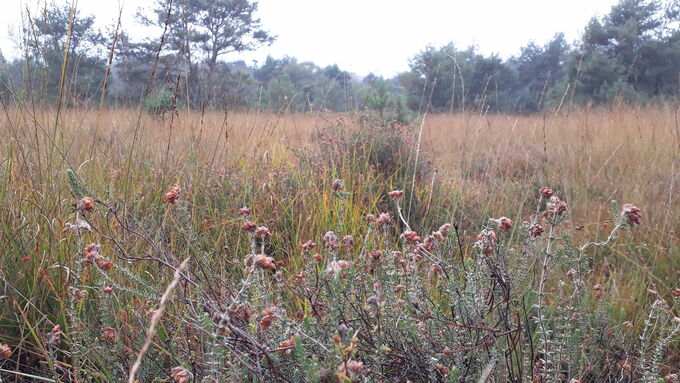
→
(0, 0, 678, 119)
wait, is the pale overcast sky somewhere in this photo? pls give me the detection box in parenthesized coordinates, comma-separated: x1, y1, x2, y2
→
(0, 0, 621, 77)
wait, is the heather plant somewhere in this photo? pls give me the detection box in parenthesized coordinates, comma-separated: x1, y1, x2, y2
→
(7, 162, 674, 382)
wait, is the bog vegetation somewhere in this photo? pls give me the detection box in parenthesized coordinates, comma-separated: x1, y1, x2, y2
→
(0, 0, 679, 382)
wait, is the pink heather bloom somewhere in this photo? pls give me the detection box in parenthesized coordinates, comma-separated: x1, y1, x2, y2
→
(301, 240, 317, 251)
(238, 207, 252, 216)
(326, 260, 350, 275)
(323, 231, 338, 248)
(621, 204, 641, 226)
(529, 224, 544, 238)
(546, 195, 568, 215)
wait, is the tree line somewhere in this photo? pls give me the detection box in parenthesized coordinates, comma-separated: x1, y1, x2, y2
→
(0, 0, 678, 118)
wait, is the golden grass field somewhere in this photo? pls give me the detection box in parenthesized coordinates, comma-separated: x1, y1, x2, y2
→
(2, 104, 678, 300)
(0, 104, 679, 380)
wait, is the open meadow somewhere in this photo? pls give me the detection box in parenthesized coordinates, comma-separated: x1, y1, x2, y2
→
(0, 104, 678, 381)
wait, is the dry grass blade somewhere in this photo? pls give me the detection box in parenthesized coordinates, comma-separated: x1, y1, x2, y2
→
(127, 256, 191, 383)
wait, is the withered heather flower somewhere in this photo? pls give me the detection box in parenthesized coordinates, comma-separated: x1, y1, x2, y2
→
(0, 343, 11, 359)
(539, 186, 555, 198)
(170, 366, 191, 383)
(77, 196, 94, 212)
(254, 226, 272, 239)
(490, 217, 513, 232)
(323, 231, 338, 248)
(621, 204, 641, 226)
(388, 190, 404, 201)
(163, 185, 181, 204)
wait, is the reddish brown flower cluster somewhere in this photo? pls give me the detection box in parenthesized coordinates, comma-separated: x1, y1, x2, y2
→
(253, 254, 277, 271)
(528, 224, 545, 238)
(332, 179, 343, 191)
(621, 204, 641, 226)
(546, 195, 568, 216)
(438, 223, 452, 237)
(170, 366, 191, 383)
(673, 288, 680, 298)
(254, 226, 272, 239)
(301, 240, 317, 251)
(101, 327, 117, 343)
(376, 212, 391, 228)
(0, 343, 11, 359)
(278, 335, 297, 354)
(77, 196, 94, 212)
(259, 306, 279, 330)
(593, 284, 603, 299)
(474, 229, 497, 256)
(323, 231, 339, 248)
(83, 243, 101, 264)
(163, 185, 181, 204)
(238, 207, 252, 216)
(540, 186, 555, 198)
(82, 243, 113, 271)
(401, 230, 421, 244)
(490, 217, 513, 232)
(241, 221, 257, 232)
(388, 190, 404, 201)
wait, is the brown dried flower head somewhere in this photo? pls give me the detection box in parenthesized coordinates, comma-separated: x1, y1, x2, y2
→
(170, 366, 191, 383)
(254, 254, 277, 271)
(238, 207, 253, 216)
(376, 212, 391, 228)
(0, 343, 11, 359)
(539, 186, 555, 198)
(241, 221, 257, 232)
(490, 217, 513, 232)
(388, 190, 404, 201)
(163, 185, 181, 204)
(259, 306, 279, 330)
(254, 226, 272, 239)
(77, 197, 95, 212)
(331, 179, 343, 191)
